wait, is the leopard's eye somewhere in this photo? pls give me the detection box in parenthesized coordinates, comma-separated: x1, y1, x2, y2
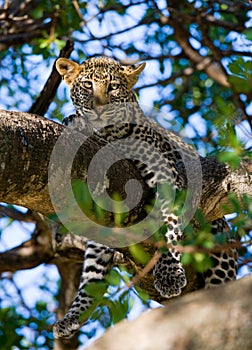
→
(83, 81, 92, 89)
(109, 82, 120, 91)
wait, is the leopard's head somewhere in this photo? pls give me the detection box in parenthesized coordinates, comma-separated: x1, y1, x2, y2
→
(56, 56, 146, 127)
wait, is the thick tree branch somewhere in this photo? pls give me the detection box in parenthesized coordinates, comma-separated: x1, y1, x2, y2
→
(86, 276, 252, 350)
(199, 157, 252, 221)
(0, 110, 147, 216)
(0, 109, 251, 221)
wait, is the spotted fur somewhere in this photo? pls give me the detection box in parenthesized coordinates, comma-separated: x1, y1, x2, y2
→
(205, 218, 238, 286)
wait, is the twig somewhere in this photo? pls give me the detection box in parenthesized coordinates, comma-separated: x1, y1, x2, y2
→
(0, 204, 34, 222)
(29, 40, 74, 116)
(128, 251, 162, 287)
(158, 240, 244, 255)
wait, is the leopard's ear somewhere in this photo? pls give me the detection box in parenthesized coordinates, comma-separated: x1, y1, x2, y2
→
(122, 62, 146, 88)
(56, 58, 81, 86)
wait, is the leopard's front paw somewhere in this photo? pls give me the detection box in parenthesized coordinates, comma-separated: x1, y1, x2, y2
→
(53, 316, 81, 339)
(153, 253, 187, 298)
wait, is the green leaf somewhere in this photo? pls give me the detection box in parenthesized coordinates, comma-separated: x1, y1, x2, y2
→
(181, 252, 192, 265)
(105, 269, 121, 286)
(218, 152, 241, 169)
(134, 286, 150, 303)
(243, 28, 252, 41)
(228, 76, 251, 93)
(84, 281, 108, 298)
(129, 244, 151, 264)
(192, 253, 212, 273)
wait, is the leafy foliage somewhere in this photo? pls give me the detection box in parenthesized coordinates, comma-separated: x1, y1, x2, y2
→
(0, 276, 55, 350)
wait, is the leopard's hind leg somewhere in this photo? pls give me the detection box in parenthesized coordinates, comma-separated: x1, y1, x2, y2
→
(204, 218, 238, 288)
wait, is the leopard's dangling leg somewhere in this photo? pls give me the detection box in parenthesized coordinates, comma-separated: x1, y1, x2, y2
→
(204, 218, 238, 288)
(53, 241, 114, 339)
(153, 249, 187, 297)
(153, 209, 187, 298)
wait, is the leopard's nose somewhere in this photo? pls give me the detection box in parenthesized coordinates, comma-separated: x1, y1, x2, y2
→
(94, 94, 108, 106)
(93, 84, 109, 106)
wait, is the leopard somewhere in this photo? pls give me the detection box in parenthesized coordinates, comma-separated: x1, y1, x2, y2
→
(53, 56, 237, 339)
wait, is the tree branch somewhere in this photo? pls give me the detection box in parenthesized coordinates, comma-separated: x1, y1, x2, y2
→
(86, 276, 252, 350)
(0, 0, 54, 51)
(173, 24, 230, 87)
(29, 40, 74, 116)
(0, 109, 250, 221)
(0, 205, 34, 222)
(199, 157, 252, 221)
(0, 220, 53, 273)
(168, 1, 231, 87)
(0, 110, 147, 216)
(0, 109, 250, 306)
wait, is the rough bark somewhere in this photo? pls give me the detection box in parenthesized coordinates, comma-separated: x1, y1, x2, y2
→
(199, 156, 252, 221)
(0, 110, 147, 217)
(0, 109, 251, 221)
(86, 275, 252, 350)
